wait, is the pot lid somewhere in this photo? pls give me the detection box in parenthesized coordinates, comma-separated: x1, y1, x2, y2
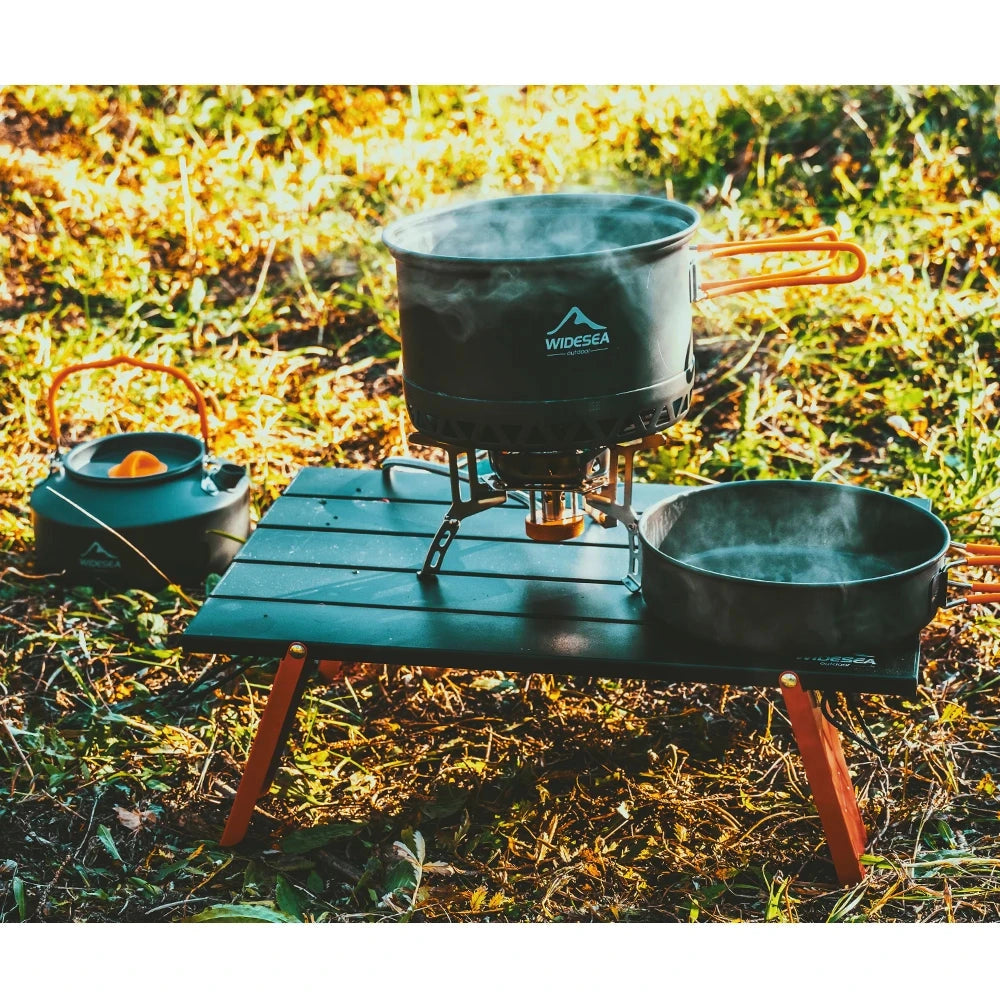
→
(63, 431, 205, 485)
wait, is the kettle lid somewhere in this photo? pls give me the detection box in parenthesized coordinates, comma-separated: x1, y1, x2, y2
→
(63, 431, 205, 485)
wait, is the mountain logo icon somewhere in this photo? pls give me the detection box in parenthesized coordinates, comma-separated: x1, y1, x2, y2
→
(79, 541, 121, 571)
(544, 307, 611, 357)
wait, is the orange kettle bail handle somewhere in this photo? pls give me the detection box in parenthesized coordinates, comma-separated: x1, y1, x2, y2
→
(47, 354, 211, 451)
(694, 227, 868, 299)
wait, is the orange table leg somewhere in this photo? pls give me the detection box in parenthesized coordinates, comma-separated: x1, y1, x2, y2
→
(779, 671, 867, 886)
(259, 660, 348, 795)
(220, 642, 313, 847)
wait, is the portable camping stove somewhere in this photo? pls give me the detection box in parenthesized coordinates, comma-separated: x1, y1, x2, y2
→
(383, 431, 665, 590)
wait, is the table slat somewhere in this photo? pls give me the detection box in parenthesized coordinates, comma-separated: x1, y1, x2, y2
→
(238, 527, 624, 583)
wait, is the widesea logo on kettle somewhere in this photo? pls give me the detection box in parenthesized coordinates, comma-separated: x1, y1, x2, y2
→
(79, 541, 122, 571)
(544, 307, 610, 357)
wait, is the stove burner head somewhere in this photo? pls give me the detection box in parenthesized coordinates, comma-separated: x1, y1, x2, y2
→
(525, 490, 585, 541)
(486, 448, 610, 542)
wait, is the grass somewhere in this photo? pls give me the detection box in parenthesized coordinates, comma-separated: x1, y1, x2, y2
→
(2, 84, 1000, 923)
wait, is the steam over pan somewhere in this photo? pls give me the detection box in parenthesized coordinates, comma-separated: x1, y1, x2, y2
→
(638, 480, 952, 655)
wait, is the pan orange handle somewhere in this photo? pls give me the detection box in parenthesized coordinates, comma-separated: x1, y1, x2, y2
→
(963, 542, 1000, 556)
(694, 228, 867, 300)
(47, 355, 210, 451)
(964, 555, 1000, 567)
(964, 594, 1000, 605)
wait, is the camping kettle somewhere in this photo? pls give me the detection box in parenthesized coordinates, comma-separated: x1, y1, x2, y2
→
(30, 355, 250, 590)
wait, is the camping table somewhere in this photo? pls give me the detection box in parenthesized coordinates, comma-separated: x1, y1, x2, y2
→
(181, 466, 921, 885)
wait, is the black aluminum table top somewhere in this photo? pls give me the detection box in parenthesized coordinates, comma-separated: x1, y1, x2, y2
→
(181, 466, 922, 695)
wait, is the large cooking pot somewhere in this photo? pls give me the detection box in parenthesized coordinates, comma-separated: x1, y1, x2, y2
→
(638, 480, 1000, 655)
(30, 355, 250, 591)
(382, 193, 866, 452)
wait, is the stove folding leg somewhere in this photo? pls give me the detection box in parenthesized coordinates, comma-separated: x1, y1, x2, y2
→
(778, 671, 867, 886)
(219, 642, 314, 847)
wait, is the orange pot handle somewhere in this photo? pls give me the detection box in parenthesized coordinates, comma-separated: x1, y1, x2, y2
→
(956, 542, 1000, 556)
(694, 227, 868, 300)
(47, 354, 211, 452)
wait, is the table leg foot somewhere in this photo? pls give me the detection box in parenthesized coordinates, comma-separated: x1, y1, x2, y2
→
(779, 672, 867, 886)
(220, 642, 312, 847)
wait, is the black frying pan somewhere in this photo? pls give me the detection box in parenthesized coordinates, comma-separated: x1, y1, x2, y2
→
(638, 480, 955, 655)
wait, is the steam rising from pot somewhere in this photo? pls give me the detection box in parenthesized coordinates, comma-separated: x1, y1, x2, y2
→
(394, 197, 693, 260)
(382, 192, 700, 317)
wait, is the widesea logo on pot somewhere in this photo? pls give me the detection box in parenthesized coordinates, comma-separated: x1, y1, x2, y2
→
(544, 307, 610, 357)
(79, 541, 121, 571)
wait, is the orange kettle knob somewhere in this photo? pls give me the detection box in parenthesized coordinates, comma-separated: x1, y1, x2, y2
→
(108, 450, 168, 478)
